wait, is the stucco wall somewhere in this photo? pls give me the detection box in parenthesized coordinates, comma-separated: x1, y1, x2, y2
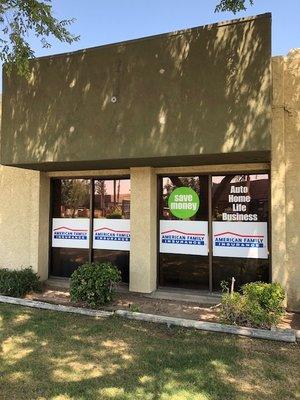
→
(271, 50, 300, 311)
(1, 14, 271, 170)
(129, 167, 157, 293)
(0, 165, 49, 279)
(0, 165, 38, 269)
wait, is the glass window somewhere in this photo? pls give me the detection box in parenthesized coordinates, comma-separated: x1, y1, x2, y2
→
(50, 178, 130, 282)
(52, 179, 90, 218)
(212, 174, 270, 291)
(93, 178, 130, 283)
(50, 179, 90, 277)
(159, 175, 209, 290)
(94, 179, 130, 219)
(51, 248, 89, 277)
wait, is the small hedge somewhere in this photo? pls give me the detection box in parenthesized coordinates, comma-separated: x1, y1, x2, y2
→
(0, 267, 42, 297)
(219, 281, 285, 329)
(70, 262, 121, 307)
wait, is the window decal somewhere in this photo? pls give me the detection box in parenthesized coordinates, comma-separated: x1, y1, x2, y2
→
(52, 218, 90, 249)
(160, 220, 208, 256)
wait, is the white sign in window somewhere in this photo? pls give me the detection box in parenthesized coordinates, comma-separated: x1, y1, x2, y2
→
(213, 221, 268, 259)
(160, 220, 208, 256)
(93, 219, 130, 251)
(52, 218, 90, 249)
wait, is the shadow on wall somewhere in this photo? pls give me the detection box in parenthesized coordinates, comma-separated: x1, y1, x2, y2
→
(1, 14, 271, 167)
(271, 50, 300, 311)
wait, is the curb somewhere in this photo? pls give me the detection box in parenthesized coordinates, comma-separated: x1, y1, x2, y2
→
(0, 295, 113, 318)
(115, 310, 296, 343)
(0, 295, 296, 343)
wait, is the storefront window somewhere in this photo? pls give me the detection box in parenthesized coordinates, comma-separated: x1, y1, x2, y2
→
(51, 179, 90, 277)
(159, 176, 209, 290)
(93, 179, 131, 283)
(212, 174, 270, 290)
(50, 177, 130, 281)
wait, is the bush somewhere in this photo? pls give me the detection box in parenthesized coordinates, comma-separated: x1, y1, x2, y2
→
(70, 262, 121, 307)
(0, 267, 42, 297)
(219, 282, 285, 329)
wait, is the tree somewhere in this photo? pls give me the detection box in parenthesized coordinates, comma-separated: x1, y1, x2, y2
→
(215, 0, 254, 14)
(0, 0, 79, 77)
(61, 179, 90, 218)
(0, 0, 254, 78)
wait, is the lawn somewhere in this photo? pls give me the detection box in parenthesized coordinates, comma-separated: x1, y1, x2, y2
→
(0, 304, 299, 400)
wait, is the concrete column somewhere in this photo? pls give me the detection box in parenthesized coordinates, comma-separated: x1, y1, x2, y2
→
(29, 171, 50, 280)
(271, 57, 288, 293)
(37, 173, 50, 280)
(283, 50, 300, 311)
(271, 50, 300, 311)
(129, 167, 157, 293)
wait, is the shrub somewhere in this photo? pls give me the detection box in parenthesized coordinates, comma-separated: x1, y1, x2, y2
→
(219, 291, 247, 326)
(242, 282, 285, 328)
(0, 267, 42, 297)
(70, 262, 121, 307)
(219, 281, 285, 329)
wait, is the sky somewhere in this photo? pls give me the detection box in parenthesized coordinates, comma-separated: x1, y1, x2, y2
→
(28, 0, 299, 57)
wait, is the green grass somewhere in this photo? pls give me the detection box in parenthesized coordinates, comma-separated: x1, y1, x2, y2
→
(0, 304, 299, 400)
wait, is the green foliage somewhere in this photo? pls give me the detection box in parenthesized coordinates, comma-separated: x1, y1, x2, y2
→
(70, 262, 121, 307)
(129, 303, 140, 313)
(0, 267, 41, 297)
(0, 0, 79, 77)
(106, 206, 123, 219)
(220, 282, 285, 329)
(242, 282, 285, 328)
(215, 0, 254, 14)
(61, 179, 90, 217)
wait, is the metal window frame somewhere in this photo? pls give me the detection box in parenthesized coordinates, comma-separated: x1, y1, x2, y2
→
(157, 170, 271, 294)
(48, 175, 130, 276)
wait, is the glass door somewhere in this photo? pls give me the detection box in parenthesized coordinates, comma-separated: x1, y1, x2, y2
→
(158, 175, 209, 290)
(212, 173, 270, 290)
(158, 172, 270, 293)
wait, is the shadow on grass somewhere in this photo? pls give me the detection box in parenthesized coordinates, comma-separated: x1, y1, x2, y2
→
(0, 304, 299, 400)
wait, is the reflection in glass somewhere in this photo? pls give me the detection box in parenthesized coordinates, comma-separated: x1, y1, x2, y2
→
(212, 174, 270, 291)
(94, 179, 130, 219)
(51, 178, 130, 281)
(52, 179, 90, 218)
(51, 248, 89, 278)
(159, 254, 209, 290)
(93, 178, 130, 284)
(159, 175, 209, 290)
(212, 174, 269, 222)
(161, 176, 208, 221)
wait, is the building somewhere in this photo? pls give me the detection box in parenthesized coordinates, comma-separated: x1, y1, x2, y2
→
(0, 13, 299, 310)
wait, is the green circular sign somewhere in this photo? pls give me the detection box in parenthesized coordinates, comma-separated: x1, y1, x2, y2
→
(168, 187, 200, 219)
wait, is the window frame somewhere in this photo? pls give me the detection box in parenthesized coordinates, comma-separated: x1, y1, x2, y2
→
(49, 175, 130, 277)
(157, 170, 271, 293)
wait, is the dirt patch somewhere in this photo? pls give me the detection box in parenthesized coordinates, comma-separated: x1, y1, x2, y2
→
(27, 287, 220, 322)
(26, 285, 300, 331)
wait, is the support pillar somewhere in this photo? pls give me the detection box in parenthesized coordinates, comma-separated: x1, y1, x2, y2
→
(129, 167, 157, 293)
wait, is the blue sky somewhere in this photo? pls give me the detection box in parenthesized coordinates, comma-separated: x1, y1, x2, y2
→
(29, 0, 299, 57)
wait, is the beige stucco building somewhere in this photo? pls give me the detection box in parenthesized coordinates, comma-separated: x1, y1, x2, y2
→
(0, 14, 299, 310)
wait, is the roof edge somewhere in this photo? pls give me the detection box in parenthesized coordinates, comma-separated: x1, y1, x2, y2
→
(26, 12, 271, 62)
